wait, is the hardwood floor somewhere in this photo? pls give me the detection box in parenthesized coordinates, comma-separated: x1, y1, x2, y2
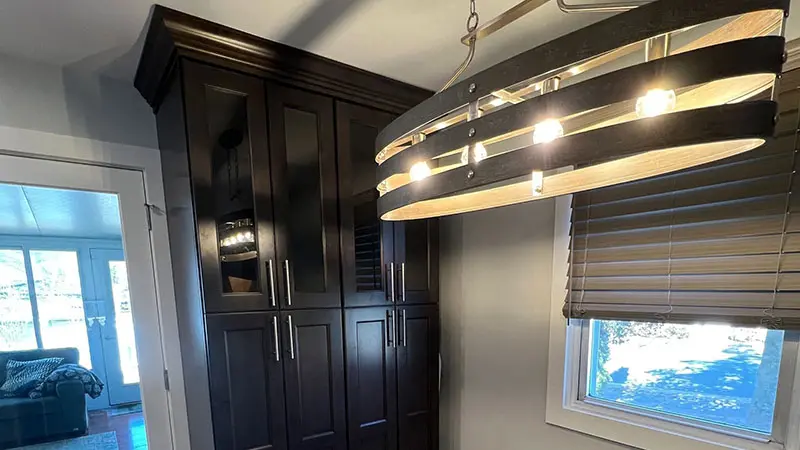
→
(88, 409, 147, 450)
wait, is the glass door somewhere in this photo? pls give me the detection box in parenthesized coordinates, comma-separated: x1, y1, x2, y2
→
(90, 248, 140, 405)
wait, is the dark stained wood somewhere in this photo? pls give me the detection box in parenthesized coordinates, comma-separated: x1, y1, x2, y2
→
(394, 221, 439, 305)
(378, 101, 779, 217)
(183, 60, 278, 313)
(154, 69, 215, 450)
(337, 102, 397, 307)
(269, 85, 342, 309)
(134, 5, 431, 114)
(378, 36, 786, 180)
(344, 307, 398, 450)
(282, 309, 347, 450)
(376, 0, 790, 151)
(396, 306, 439, 450)
(206, 312, 288, 450)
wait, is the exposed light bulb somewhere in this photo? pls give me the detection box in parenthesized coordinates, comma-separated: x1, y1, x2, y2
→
(532, 119, 564, 145)
(473, 143, 487, 163)
(489, 98, 505, 107)
(636, 89, 676, 118)
(532, 171, 544, 196)
(569, 66, 581, 76)
(435, 122, 448, 130)
(410, 161, 432, 181)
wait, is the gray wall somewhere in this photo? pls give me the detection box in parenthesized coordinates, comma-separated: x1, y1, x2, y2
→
(439, 200, 629, 450)
(0, 52, 156, 148)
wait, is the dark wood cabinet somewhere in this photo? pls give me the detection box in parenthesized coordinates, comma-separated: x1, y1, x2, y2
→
(336, 102, 439, 308)
(184, 61, 278, 313)
(269, 85, 341, 310)
(136, 7, 436, 450)
(344, 307, 398, 450)
(394, 222, 439, 305)
(207, 312, 287, 450)
(282, 309, 347, 450)
(397, 306, 439, 450)
(337, 102, 395, 308)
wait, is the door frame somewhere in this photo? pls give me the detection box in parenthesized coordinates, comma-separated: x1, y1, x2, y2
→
(0, 126, 190, 450)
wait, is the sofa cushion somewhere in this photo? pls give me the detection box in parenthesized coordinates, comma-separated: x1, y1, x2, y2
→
(0, 358, 63, 398)
(0, 395, 62, 420)
(0, 348, 78, 384)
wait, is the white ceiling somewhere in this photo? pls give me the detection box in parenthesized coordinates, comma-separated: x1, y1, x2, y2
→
(1, 1, 800, 91)
(0, 183, 122, 239)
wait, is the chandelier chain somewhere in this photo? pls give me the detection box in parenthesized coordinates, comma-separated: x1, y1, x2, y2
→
(467, 0, 479, 33)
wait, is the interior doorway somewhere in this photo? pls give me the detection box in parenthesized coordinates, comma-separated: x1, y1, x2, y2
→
(0, 155, 173, 450)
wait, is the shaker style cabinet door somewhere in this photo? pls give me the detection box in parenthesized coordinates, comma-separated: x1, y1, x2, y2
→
(183, 61, 279, 312)
(268, 85, 341, 309)
(397, 305, 439, 450)
(394, 220, 439, 304)
(206, 312, 288, 450)
(336, 102, 396, 308)
(281, 309, 347, 450)
(344, 307, 398, 450)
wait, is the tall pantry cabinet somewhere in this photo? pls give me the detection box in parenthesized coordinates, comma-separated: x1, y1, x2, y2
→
(134, 6, 439, 450)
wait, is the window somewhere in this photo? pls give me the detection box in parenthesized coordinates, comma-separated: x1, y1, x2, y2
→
(584, 320, 784, 436)
(0, 248, 36, 350)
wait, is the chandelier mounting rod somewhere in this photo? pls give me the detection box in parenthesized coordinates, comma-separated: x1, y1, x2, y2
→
(460, 0, 653, 46)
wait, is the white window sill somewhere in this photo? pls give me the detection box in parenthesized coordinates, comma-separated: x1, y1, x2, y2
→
(545, 194, 800, 450)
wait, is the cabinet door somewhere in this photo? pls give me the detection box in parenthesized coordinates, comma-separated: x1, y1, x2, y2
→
(183, 61, 278, 312)
(344, 307, 398, 450)
(207, 312, 287, 450)
(268, 85, 341, 309)
(282, 309, 347, 450)
(394, 221, 439, 304)
(397, 305, 439, 450)
(336, 102, 396, 308)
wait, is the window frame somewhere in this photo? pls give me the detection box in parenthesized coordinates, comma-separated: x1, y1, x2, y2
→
(546, 194, 800, 450)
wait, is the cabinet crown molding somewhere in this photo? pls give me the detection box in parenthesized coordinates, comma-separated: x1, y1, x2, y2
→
(134, 5, 432, 113)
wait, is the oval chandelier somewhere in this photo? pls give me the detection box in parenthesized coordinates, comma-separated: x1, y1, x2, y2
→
(375, 0, 790, 221)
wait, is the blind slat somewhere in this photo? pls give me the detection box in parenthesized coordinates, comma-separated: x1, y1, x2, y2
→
(573, 214, 798, 250)
(572, 253, 800, 277)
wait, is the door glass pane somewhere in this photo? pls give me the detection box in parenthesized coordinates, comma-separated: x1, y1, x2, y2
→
(285, 107, 325, 292)
(207, 86, 260, 294)
(0, 249, 36, 350)
(29, 250, 91, 368)
(109, 260, 139, 384)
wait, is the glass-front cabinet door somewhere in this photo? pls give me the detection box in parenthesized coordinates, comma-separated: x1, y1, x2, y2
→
(183, 61, 278, 312)
(268, 84, 341, 309)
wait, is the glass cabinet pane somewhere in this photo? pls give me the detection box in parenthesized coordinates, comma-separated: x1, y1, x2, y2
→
(206, 86, 260, 294)
(284, 107, 326, 293)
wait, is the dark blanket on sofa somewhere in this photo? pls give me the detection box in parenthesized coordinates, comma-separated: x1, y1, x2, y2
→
(29, 363, 104, 399)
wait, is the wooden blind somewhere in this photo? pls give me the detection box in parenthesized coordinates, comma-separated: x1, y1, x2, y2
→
(564, 68, 800, 329)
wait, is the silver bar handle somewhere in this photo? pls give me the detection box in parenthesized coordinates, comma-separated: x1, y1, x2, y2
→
(283, 260, 292, 306)
(287, 315, 296, 359)
(401, 263, 406, 303)
(392, 310, 397, 348)
(389, 262, 396, 303)
(386, 310, 393, 347)
(268, 260, 277, 307)
(401, 309, 407, 347)
(272, 316, 280, 362)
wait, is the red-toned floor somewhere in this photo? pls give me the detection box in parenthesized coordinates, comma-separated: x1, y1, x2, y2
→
(87, 410, 148, 450)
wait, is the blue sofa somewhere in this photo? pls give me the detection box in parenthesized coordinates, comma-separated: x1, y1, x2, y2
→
(0, 348, 87, 449)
